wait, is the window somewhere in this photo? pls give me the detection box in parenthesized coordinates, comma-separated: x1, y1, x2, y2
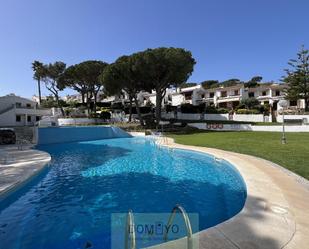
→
(249, 92, 255, 98)
(16, 115, 21, 122)
(209, 92, 214, 98)
(16, 102, 22, 108)
(36, 116, 40, 121)
(262, 91, 267, 96)
(234, 90, 239, 95)
(184, 92, 192, 100)
(221, 91, 227, 97)
(275, 90, 280, 96)
(201, 94, 205, 99)
(26, 103, 31, 108)
(27, 116, 31, 122)
(290, 100, 297, 106)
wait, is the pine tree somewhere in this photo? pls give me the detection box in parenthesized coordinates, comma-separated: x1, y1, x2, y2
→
(283, 46, 309, 111)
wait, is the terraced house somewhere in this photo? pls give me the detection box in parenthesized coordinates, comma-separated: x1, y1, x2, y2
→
(170, 83, 305, 112)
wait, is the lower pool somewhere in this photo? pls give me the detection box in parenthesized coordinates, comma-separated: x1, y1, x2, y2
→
(0, 137, 246, 249)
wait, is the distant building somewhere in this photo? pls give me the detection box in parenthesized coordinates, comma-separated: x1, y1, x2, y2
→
(170, 83, 305, 111)
(0, 94, 52, 127)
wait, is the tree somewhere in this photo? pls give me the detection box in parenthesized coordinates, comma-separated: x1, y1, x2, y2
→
(59, 64, 88, 104)
(141, 47, 196, 124)
(245, 76, 263, 88)
(32, 61, 46, 105)
(41, 61, 66, 115)
(179, 82, 197, 88)
(201, 80, 219, 89)
(60, 60, 108, 113)
(283, 46, 309, 111)
(75, 60, 108, 113)
(100, 54, 151, 124)
(220, 78, 242, 87)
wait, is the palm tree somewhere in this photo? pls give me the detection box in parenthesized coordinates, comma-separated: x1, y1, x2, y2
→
(32, 61, 45, 105)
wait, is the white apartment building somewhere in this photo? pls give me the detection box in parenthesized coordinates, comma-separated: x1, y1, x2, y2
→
(0, 94, 52, 127)
(170, 83, 305, 111)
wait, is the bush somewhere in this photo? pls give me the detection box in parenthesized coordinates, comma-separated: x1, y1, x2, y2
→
(204, 105, 218, 113)
(241, 98, 260, 109)
(100, 111, 111, 119)
(217, 108, 229, 114)
(236, 109, 260, 114)
(180, 103, 205, 113)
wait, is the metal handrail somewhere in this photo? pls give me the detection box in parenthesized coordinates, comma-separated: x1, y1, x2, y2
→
(163, 204, 193, 249)
(125, 209, 136, 249)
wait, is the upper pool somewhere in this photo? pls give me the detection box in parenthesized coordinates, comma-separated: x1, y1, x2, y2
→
(0, 136, 246, 249)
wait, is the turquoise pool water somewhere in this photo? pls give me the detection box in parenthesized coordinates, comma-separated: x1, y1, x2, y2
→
(0, 137, 246, 249)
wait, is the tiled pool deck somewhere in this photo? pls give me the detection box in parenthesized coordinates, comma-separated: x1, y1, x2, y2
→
(0, 145, 51, 198)
(0, 136, 309, 249)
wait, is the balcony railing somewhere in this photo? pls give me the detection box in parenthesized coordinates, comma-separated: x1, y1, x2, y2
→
(218, 94, 240, 99)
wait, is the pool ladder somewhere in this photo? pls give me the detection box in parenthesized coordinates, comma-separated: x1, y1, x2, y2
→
(125, 209, 136, 249)
(124, 204, 193, 249)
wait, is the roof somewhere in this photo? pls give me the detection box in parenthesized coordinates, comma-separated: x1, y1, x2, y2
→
(0, 94, 36, 103)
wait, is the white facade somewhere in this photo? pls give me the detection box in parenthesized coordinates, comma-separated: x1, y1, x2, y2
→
(0, 94, 52, 127)
(169, 83, 303, 112)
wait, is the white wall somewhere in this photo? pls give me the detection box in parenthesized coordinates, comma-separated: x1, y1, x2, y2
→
(251, 125, 309, 132)
(276, 115, 309, 123)
(233, 114, 267, 122)
(171, 94, 185, 106)
(58, 118, 106, 126)
(177, 113, 201, 120)
(204, 113, 229, 120)
(162, 112, 271, 122)
(188, 123, 309, 132)
(0, 109, 15, 127)
(188, 123, 251, 131)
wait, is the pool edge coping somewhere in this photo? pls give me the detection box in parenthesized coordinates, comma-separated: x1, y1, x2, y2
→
(0, 145, 51, 200)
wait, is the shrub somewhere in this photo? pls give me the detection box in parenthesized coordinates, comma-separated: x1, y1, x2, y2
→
(100, 111, 111, 119)
(217, 108, 229, 114)
(180, 103, 205, 113)
(236, 109, 260, 114)
(241, 98, 260, 109)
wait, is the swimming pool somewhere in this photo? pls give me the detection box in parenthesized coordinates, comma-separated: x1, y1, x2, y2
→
(0, 136, 246, 249)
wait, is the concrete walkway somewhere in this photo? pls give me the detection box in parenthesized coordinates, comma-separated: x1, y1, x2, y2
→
(0, 145, 51, 198)
(147, 137, 309, 249)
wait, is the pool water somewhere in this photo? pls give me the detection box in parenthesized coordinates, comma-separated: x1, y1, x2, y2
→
(0, 137, 246, 249)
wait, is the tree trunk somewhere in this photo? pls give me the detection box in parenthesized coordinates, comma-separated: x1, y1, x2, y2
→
(129, 95, 133, 122)
(93, 90, 97, 114)
(55, 94, 65, 117)
(38, 78, 42, 105)
(134, 98, 144, 126)
(305, 98, 309, 112)
(81, 92, 85, 104)
(155, 89, 162, 125)
(86, 92, 90, 116)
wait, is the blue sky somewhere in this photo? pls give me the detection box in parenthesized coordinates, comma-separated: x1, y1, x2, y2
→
(0, 0, 308, 98)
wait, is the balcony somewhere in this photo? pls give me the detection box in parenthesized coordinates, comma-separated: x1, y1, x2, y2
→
(217, 95, 241, 103)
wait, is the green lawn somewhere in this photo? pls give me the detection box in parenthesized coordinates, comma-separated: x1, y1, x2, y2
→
(169, 131, 309, 180)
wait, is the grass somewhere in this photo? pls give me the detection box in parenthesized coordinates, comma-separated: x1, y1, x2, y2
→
(168, 131, 309, 180)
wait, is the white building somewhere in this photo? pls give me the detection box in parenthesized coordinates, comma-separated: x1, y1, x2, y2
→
(0, 94, 52, 127)
(169, 83, 304, 111)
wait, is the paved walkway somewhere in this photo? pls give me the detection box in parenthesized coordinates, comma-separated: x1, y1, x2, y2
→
(0, 145, 51, 198)
(147, 137, 309, 249)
